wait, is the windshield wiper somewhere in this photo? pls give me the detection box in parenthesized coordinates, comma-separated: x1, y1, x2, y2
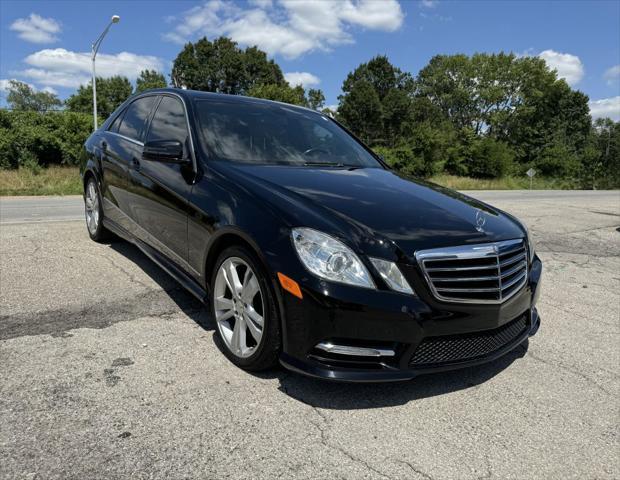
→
(303, 161, 344, 167)
(303, 162, 362, 170)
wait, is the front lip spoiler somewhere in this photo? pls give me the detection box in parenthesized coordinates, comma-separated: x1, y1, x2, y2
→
(279, 310, 540, 383)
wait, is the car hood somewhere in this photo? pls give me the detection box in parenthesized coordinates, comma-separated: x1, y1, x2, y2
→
(216, 163, 525, 259)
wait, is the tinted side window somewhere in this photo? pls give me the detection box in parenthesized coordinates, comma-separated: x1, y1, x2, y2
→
(118, 96, 157, 142)
(147, 96, 189, 146)
(108, 110, 124, 133)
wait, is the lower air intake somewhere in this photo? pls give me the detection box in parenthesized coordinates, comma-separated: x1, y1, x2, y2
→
(409, 316, 528, 367)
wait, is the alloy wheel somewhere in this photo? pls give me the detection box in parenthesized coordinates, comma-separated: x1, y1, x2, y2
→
(214, 257, 265, 358)
(85, 180, 100, 235)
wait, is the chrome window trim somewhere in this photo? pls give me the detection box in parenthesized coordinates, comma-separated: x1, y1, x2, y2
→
(108, 131, 144, 146)
(415, 238, 528, 305)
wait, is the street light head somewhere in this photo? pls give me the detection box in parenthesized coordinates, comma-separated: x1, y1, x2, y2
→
(111, 15, 120, 23)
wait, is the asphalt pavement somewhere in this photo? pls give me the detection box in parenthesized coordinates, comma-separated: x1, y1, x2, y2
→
(1, 191, 619, 479)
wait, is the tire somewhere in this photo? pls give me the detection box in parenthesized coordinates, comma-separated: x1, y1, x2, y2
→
(84, 176, 113, 243)
(210, 246, 281, 371)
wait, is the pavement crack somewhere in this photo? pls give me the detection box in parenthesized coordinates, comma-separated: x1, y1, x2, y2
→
(543, 300, 619, 328)
(395, 459, 435, 480)
(526, 351, 614, 397)
(102, 255, 153, 290)
(296, 391, 396, 480)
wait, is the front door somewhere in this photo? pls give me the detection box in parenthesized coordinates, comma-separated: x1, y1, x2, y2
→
(128, 94, 194, 273)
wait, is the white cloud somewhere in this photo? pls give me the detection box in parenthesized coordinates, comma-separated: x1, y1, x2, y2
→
(15, 48, 164, 88)
(538, 50, 584, 86)
(284, 71, 320, 88)
(10, 13, 61, 44)
(604, 65, 620, 85)
(589, 96, 620, 121)
(164, 0, 404, 59)
(41, 86, 58, 95)
(420, 0, 438, 8)
(0, 78, 40, 92)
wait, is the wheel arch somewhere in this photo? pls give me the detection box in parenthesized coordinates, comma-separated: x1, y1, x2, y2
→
(82, 167, 102, 195)
(204, 228, 270, 290)
(203, 227, 289, 349)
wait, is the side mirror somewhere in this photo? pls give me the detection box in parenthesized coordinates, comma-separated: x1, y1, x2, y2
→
(142, 140, 187, 163)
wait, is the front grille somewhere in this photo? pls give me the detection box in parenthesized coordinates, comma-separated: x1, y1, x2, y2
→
(415, 239, 528, 303)
(409, 315, 528, 367)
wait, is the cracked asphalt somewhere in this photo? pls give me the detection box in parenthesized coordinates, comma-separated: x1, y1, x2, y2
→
(1, 191, 619, 480)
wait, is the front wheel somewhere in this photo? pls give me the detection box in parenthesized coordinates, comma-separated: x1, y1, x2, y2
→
(210, 246, 280, 371)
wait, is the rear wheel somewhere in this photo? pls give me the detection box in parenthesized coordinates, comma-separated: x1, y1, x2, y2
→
(211, 246, 280, 371)
(84, 177, 113, 242)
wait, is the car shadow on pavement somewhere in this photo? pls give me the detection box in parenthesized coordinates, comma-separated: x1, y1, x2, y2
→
(269, 342, 529, 409)
(108, 240, 528, 409)
(108, 241, 214, 330)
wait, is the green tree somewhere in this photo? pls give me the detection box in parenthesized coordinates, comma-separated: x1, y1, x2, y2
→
(337, 80, 383, 145)
(171, 37, 285, 94)
(6, 80, 62, 112)
(414, 52, 592, 176)
(65, 76, 133, 119)
(585, 118, 620, 188)
(246, 83, 307, 106)
(243, 46, 285, 91)
(135, 70, 167, 93)
(307, 89, 325, 110)
(338, 56, 414, 147)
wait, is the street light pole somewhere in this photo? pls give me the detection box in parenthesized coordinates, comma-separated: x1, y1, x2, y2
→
(91, 15, 120, 131)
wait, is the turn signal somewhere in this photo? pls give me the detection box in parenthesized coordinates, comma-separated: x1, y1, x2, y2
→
(277, 272, 303, 299)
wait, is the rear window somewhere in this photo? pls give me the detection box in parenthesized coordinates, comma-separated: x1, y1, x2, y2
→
(118, 96, 157, 142)
(108, 111, 124, 133)
(195, 99, 381, 168)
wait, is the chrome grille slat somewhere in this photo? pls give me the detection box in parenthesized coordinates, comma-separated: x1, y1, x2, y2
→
(500, 263, 526, 279)
(416, 239, 528, 304)
(499, 252, 526, 268)
(436, 286, 500, 293)
(433, 275, 499, 282)
(425, 264, 498, 272)
(498, 245, 525, 257)
(501, 271, 527, 290)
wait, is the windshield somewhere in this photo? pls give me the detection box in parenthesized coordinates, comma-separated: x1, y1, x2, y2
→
(195, 99, 382, 168)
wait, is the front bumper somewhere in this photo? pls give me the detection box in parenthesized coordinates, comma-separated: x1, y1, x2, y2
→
(277, 256, 543, 382)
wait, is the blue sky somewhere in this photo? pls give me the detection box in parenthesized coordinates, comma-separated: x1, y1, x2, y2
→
(1, 0, 619, 119)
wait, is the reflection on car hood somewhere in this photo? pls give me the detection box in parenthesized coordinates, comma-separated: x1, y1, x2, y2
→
(218, 163, 525, 256)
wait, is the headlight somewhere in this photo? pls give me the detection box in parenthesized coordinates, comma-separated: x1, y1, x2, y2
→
(369, 257, 415, 295)
(291, 228, 374, 288)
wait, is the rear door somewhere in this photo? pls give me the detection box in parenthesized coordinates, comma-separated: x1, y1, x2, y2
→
(128, 94, 194, 272)
(100, 95, 158, 235)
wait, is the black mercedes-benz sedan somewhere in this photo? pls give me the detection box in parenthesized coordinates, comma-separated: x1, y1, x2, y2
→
(80, 88, 542, 382)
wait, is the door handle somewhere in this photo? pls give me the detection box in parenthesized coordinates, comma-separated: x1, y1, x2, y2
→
(101, 141, 107, 152)
(130, 157, 140, 170)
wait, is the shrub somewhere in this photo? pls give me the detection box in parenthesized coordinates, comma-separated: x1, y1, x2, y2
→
(468, 137, 516, 178)
(0, 110, 93, 169)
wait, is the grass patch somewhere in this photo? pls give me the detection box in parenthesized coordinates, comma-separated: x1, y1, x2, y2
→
(428, 174, 577, 190)
(0, 166, 82, 196)
(0, 167, 581, 196)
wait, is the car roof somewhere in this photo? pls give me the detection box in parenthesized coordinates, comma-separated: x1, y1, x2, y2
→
(141, 87, 319, 113)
